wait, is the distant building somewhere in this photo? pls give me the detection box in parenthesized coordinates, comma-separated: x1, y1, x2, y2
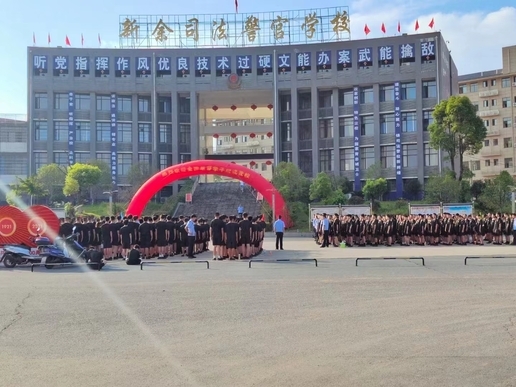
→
(459, 45, 516, 180)
(0, 115, 28, 191)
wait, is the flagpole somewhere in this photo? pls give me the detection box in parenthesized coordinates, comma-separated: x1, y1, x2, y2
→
(272, 48, 279, 167)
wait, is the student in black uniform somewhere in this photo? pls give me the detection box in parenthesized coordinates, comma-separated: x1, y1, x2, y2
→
(239, 213, 253, 259)
(139, 217, 152, 259)
(126, 245, 142, 266)
(101, 217, 113, 260)
(225, 216, 240, 260)
(156, 215, 169, 258)
(166, 215, 176, 257)
(59, 218, 74, 238)
(119, 219, 133, 259)
(210, 213, 225, 260)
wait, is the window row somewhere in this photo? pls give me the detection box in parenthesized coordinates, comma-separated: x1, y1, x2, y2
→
(459, 76, 516, 94)
(483, 138, 514, 148)
(483, 117, 513, 128)
(33, 121, 191, 144)
(318, 143, 438, 172)
(34, 94, 181, 114)
(470, 158, 514, 170)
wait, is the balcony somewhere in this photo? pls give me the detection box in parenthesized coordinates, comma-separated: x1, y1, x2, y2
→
(479, 90, 499, 98)
(318, 107, 333, 118)
(482, 166, 502, 176)
(480, 146, 502, 156)
(485, 129, 500, 136)
(477, 109, 500, 118)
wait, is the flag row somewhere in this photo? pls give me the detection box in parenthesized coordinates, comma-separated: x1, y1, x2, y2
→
(32, 33, 103, 47)
(364, 18, 435, 36)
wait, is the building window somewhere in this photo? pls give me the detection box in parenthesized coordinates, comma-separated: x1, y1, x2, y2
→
(53, 121, 68, 141)
(401, 82, 416, 100)
(180, 154, 191, 163)
(118, 123, 132, 143)
(492, 99, 497, 106)
(158, 96, 172, 113)
(485, 160, 490, 167)
(339, 117, 353, 137)
(281, 152, 292, 163)
(159, 124, 171, 143)
(34, 120, 48, 141)
(117, 154, 132, 176)
(179, 96, 191, 114)
(75, 153, 90, 163)
(138, 123, 151, 143)
(299, 151, 312, 176)
(423, 110, 434, 131)
(138, 96, 151, 113)
(96, 95, 110, 111)
(319, 119, 333, 139)
(504, 137, 512, 148)
(360, 87, 374, 104)
(280, 94, 291, 112)
(298, 92, 311, 110)
(484, 139, 490, 146)
(494, 159, 499, 166)
(53, 152, 68, 166)
(138, 153, 151, 165)
(159, 154, 172, 170)
(339, 148, 353, 171)
(493, 139, 499, 146)
(0, 154, 28, 175)
(380, 145, 395, 168)
(299, 120, 312, 140)
(360, 115, 374, 136)
(459, 85, 468, 94)
(96, 122, 111, 142)
(319, 150, 334, 172)
(505, 158, 513, 169)
(379, 84, 394, 102)
(503, 118, 512, 128)
(338, 89, 353, 106)
(318, 91, 332, 108)
(75, 94, 91, 110)
(179, 124, 190, 144)
(402, 112, 417, 132)
(380, 114, 395, 134)
(492, 119, 497, 126)
(470, 83, 478, 92)
(502, 78, 510, 88)
(35, 93, 48, 110)
(503, 98, 511, 108)
(471, 160, 481, 170)
(34, 152, 47, 172)
(402, 144, 418, 167)
(483, 81, 488, 88)
(117, 96, 132, 112)
(422, 80, 437, 98)
(491, 79, 496, 86)
(76, 122, 91, 142)
(484, 120, 489, 127)
(53, 93, 68, 110)
(281, 122, 292, 142)
(424, 143, 438, 166)
(96, 153, 110, 165)
(360, 147, 375, 170)
(483, 100, 489, 107)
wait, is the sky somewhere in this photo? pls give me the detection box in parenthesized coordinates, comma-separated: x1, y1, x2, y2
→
(1, 0, 515, 115)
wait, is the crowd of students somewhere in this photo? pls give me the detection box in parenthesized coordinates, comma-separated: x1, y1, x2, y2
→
(58, 212, 267, 261)
(312, 213, 516, 247)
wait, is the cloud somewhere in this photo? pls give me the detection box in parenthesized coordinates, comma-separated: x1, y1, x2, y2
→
(348, 5, 516, 74)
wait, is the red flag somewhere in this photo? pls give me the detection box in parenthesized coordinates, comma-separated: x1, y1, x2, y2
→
(397, 21, 401, 33)
(98, 33, 101, 47)
(381, 23, 386, 34)
(415, 20, 419, 31)
(364, 24, 371, 36)
(81, 33, 84, 46)
(429, 18, 435, 29)
(235, 0, 238, 13)
(65, 35, 71, 46)
(47, 33, 51, 45)
(33, 32, 36, 46)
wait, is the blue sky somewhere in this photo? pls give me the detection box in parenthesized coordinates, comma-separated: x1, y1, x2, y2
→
(1, 0, 515, 115)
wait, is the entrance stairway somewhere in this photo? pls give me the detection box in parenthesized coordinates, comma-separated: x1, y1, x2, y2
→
(174, 182, 263, 219)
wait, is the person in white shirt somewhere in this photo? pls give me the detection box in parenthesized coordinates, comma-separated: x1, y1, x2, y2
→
(273, 215, 286, 250)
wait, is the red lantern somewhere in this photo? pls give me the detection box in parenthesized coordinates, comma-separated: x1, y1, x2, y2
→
(249, 133, 256, 138)
(250, 104, 257, 110)
(230, 133, 237, 139)
(267, 104, 273, 110)
(230, 105, 237, 111)
(213, 134, 219, 139)
(266, 160, 272, 166)
(249, 161, 256, 166)
(212, 105, 218, 111)
(266, 132, 273, 138)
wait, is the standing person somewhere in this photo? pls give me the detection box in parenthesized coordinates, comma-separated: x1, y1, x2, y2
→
(156, 215, 169, 258)
(273, 215, 285, 250)
(101, 217, 113, 260)
(237, 205, 244, 218)
(138, 217, 152, 259)
(321, 213, 330, 248)
(186, 215, 197, 258)
(119, 219, 132, 259)
(239, 213, 253, 259)
(225, 216, 240, 260)
(210, 212, 225, 260)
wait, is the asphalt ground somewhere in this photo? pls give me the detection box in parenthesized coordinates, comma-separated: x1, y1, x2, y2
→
(1, 238, 516, 387)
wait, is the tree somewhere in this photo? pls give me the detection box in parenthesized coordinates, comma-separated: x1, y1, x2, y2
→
(128, 162, 151, 189)
(330, 175, 353, 195)
(36, 163, 66, 203)
(10, 175, 47, 205)
(271, 162, 310, 203)
(87, 160, 113, 203)
(309, 172, 333, 201)
(479, 171, 514, 213)
(428, 96, 487, 181)
(470, 180, 486, 199)
(424, 173, 462, 203)
(403, 179, 422, 200)
(64, 163, 102, 201)
(362, 178, 389, 201)
(365, 163, 382, 180)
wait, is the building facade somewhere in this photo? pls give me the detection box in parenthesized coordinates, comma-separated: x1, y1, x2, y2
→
(459, 45, 516, 180)
(0, 116, 28, 198)
(27, 31, 455, 198)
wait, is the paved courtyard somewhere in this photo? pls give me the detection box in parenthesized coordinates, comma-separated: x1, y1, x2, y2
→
(1, 238, 516, 386)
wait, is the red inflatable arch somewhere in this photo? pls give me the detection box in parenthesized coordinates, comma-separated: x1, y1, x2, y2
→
(126, 160, 291, 225)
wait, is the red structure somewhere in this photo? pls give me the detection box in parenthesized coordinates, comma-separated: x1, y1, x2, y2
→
(0, 205, 60, 247)
(126, 160, 290, 225)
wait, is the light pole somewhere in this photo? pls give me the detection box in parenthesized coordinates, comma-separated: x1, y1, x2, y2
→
(103, 189, 118, 216)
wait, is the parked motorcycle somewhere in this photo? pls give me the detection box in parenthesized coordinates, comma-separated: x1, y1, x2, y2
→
(1, 243, 42, 268)
(54, 235, 105, 270)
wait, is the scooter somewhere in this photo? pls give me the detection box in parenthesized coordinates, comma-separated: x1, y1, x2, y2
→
(1, 243, 42, 268)
(54, 235, 105, 270)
